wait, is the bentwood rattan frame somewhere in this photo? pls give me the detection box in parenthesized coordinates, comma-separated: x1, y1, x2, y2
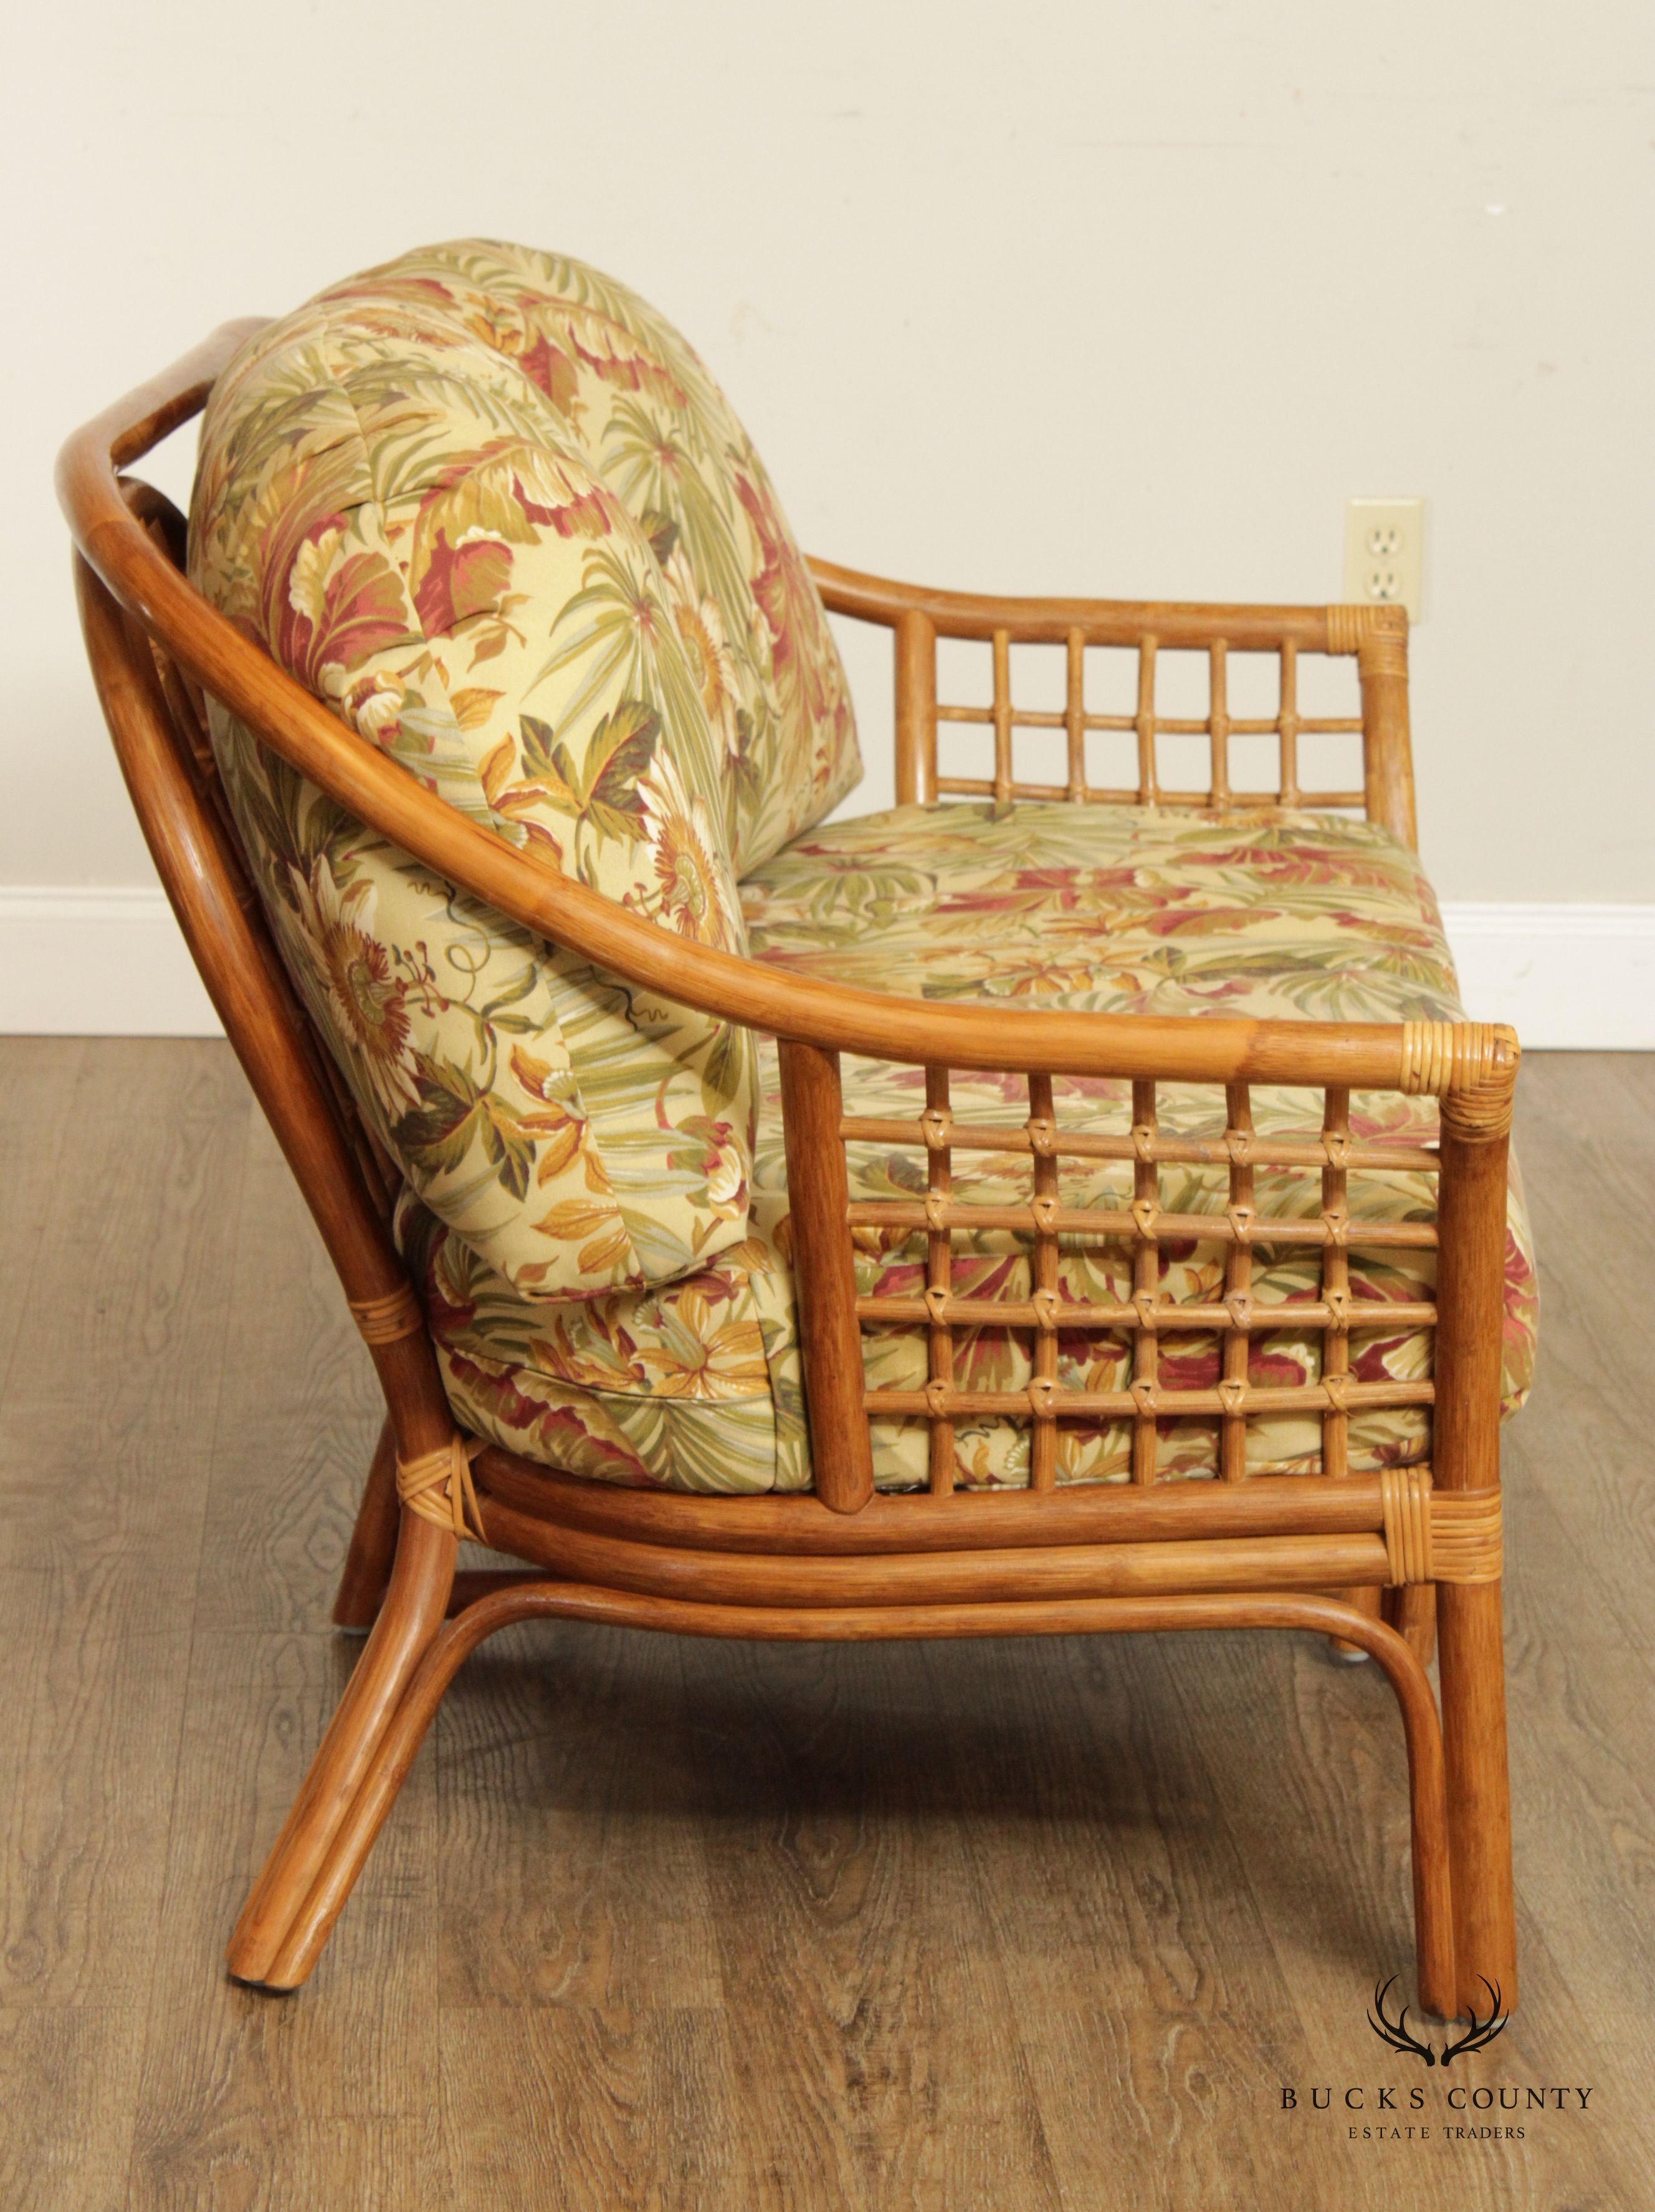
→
(58, 324, 1517, 2016)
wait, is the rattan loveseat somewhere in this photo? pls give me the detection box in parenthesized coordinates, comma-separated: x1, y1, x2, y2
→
(58, 241, 1532, 2015)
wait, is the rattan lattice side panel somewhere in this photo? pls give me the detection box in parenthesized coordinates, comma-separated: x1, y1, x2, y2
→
(843, 1074, 1443, 1492)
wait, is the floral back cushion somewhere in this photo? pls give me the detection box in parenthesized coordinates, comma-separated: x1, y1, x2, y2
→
(314, 239, 861, 871)
(189, 251, 785, 1298)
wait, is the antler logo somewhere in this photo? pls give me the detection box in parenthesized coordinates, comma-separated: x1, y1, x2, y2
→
(1366, 1976, 1509, 2067)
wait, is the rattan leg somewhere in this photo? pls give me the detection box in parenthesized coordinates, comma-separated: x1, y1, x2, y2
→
(1393, 1581, 1437, 1669)
(1328, 1579, 1383, 1661)
(254, 1597, 510, 1989)
(227, 1510, 456, 1988)
(1437, 1577, 1516, 2016)
(331, 1416, 400, 1633)
(240, 1583, 1457, 2010)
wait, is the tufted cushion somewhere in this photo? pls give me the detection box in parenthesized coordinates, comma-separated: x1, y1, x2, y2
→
(395, 802, 1538, 1495)
(189, 241, 859, 1298)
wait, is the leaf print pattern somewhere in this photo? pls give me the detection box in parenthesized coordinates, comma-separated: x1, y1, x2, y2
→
(408, 798, 1537, 1497)
(313, 239, 862, 871)
(184, 240, 1533, 1503)
(189, 237, 869, 1298)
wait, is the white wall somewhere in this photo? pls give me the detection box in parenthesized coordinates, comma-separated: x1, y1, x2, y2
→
(7, 4, 1650, 946)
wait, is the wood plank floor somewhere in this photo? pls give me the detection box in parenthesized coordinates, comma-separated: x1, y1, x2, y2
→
(0, 1039, 1649, 2211)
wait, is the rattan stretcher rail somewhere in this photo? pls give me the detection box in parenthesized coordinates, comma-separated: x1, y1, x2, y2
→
(57, 320, 1517, 2020)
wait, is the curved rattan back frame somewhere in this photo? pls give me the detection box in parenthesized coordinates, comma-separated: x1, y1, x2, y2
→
(56, 324, 1520, 2013)
(69, 333, 1443, 1088)
(57, 324, 1518, 1535)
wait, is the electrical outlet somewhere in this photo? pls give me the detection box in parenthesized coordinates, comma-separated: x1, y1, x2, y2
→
(1343, 497, 1425, 623)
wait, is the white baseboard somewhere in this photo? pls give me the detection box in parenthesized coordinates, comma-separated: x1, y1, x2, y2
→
(1439, 903, 1655, 1050)
(0, 887, 1649, 1050)
(0, 887, 221, 1036)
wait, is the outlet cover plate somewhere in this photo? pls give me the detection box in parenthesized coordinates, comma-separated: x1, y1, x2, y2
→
(1343, 497, 1425, 623)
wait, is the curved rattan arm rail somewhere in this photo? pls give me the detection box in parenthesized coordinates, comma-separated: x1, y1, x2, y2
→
(57, 326, 1487, 1101)
(55, 322, 1517, 2016)
(809, 555, 1353, 649)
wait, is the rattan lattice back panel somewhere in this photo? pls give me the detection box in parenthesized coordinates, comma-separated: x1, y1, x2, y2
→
(842, 1070, 1441, 1493)
(933, 630, 1365, 813)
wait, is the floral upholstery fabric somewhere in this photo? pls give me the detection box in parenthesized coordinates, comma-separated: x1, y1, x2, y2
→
(189, 240, 860, 1300)
(399, 801, 1539, 1495)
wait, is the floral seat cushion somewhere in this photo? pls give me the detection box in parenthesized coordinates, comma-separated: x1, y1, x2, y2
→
(189, 241, 861, 1303)
(398, 800, 1539, 1495)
